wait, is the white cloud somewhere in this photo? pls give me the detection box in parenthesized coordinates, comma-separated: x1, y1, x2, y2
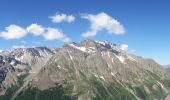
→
(27, 23, 45, 36)
(0, 23, 70, 42)
(12, 45, 26, 49)
(121, 44, 128, 51)
(0, 49, 3, 52)
(43, 28, 64, 40)
(0, 25, 27, 39)
(43, 28, 70, 42)
(49, 13, 75, 23)
(81, 12, 126, 37)
(27, 23, 70, 42)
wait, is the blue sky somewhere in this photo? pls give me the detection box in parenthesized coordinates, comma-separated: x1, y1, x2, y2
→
(0, 0, 170, 65)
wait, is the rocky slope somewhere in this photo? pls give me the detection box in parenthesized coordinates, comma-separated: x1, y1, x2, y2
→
(165, 65, 170, 74)
(0, 39, 170, 100)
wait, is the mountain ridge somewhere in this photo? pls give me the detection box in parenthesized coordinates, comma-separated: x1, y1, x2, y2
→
(0, 39, 169, 100)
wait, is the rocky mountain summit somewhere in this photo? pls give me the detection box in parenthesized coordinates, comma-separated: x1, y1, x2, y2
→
(0, 39, 170, 100)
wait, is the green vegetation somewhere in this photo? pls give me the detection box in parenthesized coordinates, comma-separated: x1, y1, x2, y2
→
(134, 83, 166, 100)
(0, 83, 77, 100)
(165, 67, 170, 74)
(0, 74, 28, 100)
(17, 73, 29, 86)
(90, 77, 136, 100)
(145, 70, 160, 80)
(89, 70, 168, 100)
(131, 70, 168, 100)
(14, 84, 77, 100)
(0, 78, 168, 100)
(0, 69, 169, 100)
(134, 86, 150, 100)
(161, 79, 170, 92)
(0, 85, 18, 100)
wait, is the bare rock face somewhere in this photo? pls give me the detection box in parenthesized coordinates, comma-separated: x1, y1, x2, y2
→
(0, 40, 169, 100)
(31, 39, 169, 99)
(0, 47, 57, 95)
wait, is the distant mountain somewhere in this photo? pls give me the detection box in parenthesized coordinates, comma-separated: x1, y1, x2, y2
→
(165, 65, 170, 73)
(0, 39, 170, 100)
(165, 65, 170, 68)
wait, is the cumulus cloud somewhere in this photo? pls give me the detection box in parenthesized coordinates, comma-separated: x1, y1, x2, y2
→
(27, 23, 45, 36)
(81, 12, 126, 37)
(43, 28, 64, 40)
(120, 44, 128, 51)
(12, 45, 26, 49)
(49, 13, 75, 23)
(0, 12, 125, 43)
(0, 23, 70, 42)
(27, 23, 70, 42)
(43, 28, 70, 42)
(0, 25, 27, 39)
(0, 49, 3, 52)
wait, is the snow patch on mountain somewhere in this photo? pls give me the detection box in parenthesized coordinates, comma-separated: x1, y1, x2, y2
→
(69, 44, 87, 52)
(15, 57, 21, 62)
(127, 55, 137, 62)
(10, 60, 15, 65)
(57, 65, 61, 69)
(99, 75, 105, 81)
(111, 72, 115, 77)
(115, 55, 125, 64)
(87, 47, 96, 53)
(69, 44, 96, 53)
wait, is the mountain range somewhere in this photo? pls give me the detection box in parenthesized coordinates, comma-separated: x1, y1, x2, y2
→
(0, 39, 170, 100)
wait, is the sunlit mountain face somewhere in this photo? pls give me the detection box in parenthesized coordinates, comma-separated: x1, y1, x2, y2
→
(0, 39, 169, 100)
